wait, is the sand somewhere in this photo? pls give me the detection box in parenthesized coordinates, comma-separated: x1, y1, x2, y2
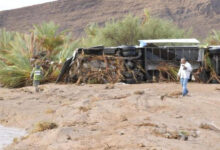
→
(0, 83, 220, 150)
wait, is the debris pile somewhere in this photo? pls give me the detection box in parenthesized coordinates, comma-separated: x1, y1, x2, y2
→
(157, 63, 179, 81)
(152, 125, 199, 141)
(67, 55, 125, 84)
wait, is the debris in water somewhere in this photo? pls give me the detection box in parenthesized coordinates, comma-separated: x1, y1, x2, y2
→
(32, 122, 58, 133)
(200, 122, 220, 132)
(161, 91, 182, 100)
(134, 90, 145, 95)
(152, 125, 199, 141)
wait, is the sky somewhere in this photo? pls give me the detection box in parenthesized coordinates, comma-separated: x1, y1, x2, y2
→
(0, 0, 56, 11)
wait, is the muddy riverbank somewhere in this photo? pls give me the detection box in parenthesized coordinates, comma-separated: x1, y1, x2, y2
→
(0, 83, 220, 150)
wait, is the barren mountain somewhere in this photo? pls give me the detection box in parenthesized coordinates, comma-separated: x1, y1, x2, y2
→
(1, 0, 220, 39)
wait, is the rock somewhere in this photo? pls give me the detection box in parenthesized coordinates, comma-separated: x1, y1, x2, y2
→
(59, 90, 64, 93)
(67, 135, 71, 140)
(137, 122, 158, 127)
(80, 83, 86, 86)
(134, 90, 145, 95)
(23, 89, 33, 94)
(115, 82, 126, 86)
(160, 95, 165, 101)
(175, 115, 183, 119)
(112, 94, 130, 99)
(16, 102, 22, 105)
(39, 88, 44, 92)
(153, 127, 167, 137)
(79, 106, 91, 112)
(55, 127, 77, 142)
(105, 84, 114, 89)
(119, 115, 128, 122)
(119, 131, 124, 135)
(215, 87, 220, 91)
(191, 130, 200, 138)
(137, 143, 145, 147)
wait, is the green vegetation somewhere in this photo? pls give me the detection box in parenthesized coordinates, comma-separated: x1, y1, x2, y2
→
(0, 11, 217, 88)
(0, 23, 78, 87)
(0, 29, 15, 51)
(82, 15, 191, 47)
(33, 22, 65, 58)
(0, 33, 32, 87)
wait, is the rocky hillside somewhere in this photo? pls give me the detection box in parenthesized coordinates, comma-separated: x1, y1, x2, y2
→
(0, 0, 220, 38)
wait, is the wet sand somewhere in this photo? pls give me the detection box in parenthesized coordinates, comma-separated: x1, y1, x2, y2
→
(0, 83, 220, 150)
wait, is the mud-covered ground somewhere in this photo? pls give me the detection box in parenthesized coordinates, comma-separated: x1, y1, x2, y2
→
(0, 83, 220, 150)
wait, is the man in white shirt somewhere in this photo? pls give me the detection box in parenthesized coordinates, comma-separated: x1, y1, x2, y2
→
(177, 58, 193, 96)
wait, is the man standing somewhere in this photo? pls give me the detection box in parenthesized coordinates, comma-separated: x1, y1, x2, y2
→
(178, 58, 192, 96)
(31, 61, 43, 92)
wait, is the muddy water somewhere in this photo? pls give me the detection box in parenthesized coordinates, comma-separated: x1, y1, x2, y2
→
(0, 125, 26, 150)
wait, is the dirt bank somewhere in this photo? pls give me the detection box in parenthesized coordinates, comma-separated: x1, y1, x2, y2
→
(0, 83, 220, 150)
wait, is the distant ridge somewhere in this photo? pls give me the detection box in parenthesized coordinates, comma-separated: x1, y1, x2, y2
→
(1, 0, 220, 38)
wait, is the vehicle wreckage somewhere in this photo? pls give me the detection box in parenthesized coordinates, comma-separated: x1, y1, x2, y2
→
(56, 39, 220, 84)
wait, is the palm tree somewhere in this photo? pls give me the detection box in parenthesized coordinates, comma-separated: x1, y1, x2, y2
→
(0, 33, 32, 87)
(33, 22, 65, 58)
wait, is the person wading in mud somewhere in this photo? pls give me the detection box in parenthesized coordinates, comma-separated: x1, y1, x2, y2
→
(177, 58, 192, 96)
(31, 61, 43, 92)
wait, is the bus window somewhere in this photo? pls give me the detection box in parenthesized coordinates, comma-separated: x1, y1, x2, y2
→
(168, 48, 175, 61)
(175, 49, 183, 61)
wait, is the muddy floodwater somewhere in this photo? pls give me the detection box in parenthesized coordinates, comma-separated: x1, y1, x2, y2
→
(0, 125, 26, 150)
(0, 83, 220, 150)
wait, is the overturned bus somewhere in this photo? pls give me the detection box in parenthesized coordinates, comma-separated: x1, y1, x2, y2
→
(56, 39, 220, 84)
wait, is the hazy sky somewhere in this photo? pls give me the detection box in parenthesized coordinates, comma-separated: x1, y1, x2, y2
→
(0, 0, 56, 11)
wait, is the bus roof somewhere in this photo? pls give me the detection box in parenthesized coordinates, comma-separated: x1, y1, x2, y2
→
(139, 39, 200, 44)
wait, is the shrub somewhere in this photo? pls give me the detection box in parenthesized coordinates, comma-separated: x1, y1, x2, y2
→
(82, 15, 141, 47)
(206, 30, 220, 45)
(141, 18, 191, 40)
(82, 14, 191, 47)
